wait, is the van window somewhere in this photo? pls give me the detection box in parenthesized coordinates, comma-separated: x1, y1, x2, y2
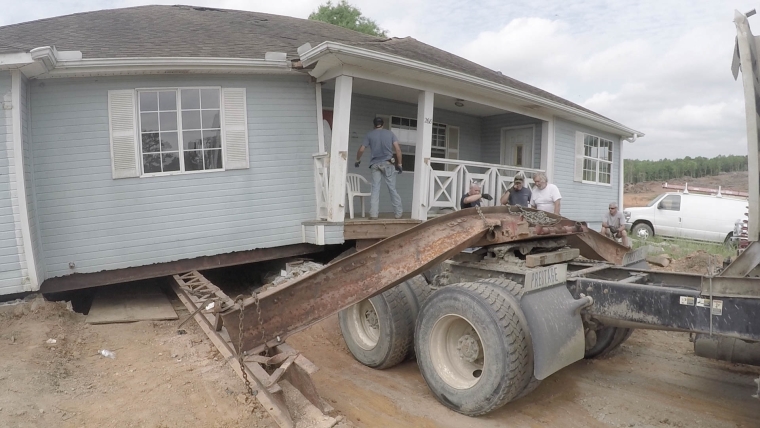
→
(659, 195, 681, 211)
(647, 194, 665, 207)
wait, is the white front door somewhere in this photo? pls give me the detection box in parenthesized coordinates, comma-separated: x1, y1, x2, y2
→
(501, 127, 534, 168)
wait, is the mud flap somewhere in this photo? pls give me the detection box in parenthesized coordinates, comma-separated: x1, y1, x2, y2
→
(521, 264, 591, 380)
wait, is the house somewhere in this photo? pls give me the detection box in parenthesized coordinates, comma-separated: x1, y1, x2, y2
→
(0, 5, 643, 296)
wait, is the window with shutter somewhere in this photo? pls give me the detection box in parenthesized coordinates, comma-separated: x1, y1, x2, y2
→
(108, 90, 140, 179)
(575, 131, 613, 185)
(108, 86, 249, 178)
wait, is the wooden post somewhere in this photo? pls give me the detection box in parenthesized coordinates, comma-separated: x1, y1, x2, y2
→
(327, 76, 353, 222)
(411, 90, 434, 221)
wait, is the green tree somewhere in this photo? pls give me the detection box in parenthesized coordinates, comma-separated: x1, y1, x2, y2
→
(309, 0, 387, 37)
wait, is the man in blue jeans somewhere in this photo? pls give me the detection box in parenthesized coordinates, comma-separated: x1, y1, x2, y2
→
(355, 117, 403, 219)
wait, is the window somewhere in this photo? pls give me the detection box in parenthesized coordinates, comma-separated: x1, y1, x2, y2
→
(582, 134, 613, 184)
(138, 88, 222, 175)
(431, 123, 447, 159)
(659, 195, 681, 211)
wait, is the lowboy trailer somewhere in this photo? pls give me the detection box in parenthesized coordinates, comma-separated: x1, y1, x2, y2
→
(199, 206, 760, 419)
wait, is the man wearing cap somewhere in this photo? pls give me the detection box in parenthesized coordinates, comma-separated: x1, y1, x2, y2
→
(500, 176, 532, 207)
(355, 117, 404, 219)
(602, 202, 629, 247)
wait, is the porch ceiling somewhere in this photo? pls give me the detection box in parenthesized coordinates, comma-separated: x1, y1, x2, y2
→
(323, 78, 508, 117)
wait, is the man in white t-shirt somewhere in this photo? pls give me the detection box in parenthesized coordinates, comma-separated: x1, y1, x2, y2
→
(529, 172, 561, 215)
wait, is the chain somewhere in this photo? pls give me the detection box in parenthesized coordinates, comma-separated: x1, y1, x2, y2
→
(475, 205, 494, 233)
(506, 205, 562, 226)
(234, 295, 258, 397)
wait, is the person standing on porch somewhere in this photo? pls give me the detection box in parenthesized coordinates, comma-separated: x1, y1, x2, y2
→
(355, 117, 404, 219)
(530, 172, 562, 215)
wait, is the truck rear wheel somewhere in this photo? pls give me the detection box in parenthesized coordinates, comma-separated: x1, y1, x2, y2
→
(585, 327, 633, 358)
(339, 284, 412, 369)
(338, 275, 434, 369)
(415, 282, 532, 416)
(474, 277, 542, 400)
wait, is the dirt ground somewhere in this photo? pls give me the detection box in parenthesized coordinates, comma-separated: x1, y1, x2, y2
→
(623, 172, 748, 208)
(1, 289, 759, 428)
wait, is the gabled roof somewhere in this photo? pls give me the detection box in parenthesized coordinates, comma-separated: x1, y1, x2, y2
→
(0, 5, 638, 135)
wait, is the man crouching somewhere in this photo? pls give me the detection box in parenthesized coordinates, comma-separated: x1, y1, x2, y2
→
(602, 202, 629, 247)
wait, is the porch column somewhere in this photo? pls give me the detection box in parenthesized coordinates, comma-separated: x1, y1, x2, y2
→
(543, 119, 555, 182)
(618, 138, 625, 209)
(327, 75, 353, 222)
(411, 90, 434, 220)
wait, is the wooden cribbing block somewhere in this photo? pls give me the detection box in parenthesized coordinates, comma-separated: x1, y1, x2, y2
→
(526, 248, 580, 268)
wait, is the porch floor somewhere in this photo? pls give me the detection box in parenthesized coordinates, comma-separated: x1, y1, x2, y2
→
(344, 212, 422, 240)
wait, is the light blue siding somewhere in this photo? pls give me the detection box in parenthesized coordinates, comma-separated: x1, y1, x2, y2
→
(553, 118, 620, 224)
(481, 113, 543, 168)
(30, 74, 320, 278)
(0, 71, 26, 294)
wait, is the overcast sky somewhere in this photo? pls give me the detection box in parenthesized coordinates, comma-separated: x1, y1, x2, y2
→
(2, 0, 758, 160)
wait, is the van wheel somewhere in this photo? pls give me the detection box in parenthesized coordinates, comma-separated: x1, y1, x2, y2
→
(632, 223, 653, 239)
(724, 233, 737, 249)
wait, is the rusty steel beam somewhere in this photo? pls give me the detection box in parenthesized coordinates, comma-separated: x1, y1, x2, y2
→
(222, 207, 631, 354)
(40, 243, 323, 293)
(565, 231, 629, 265)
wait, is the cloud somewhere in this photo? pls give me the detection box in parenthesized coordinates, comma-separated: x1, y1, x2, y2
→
(456, 13, 751, 160)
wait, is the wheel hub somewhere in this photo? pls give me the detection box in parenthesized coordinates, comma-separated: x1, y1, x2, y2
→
(364, 308, 379, 330)
(456, 330, 481, 363)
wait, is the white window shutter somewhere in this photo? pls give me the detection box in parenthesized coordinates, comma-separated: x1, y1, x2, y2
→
(108, 90, 140, 179)
(574, 131, 584, 182)
(222, 88, 249, 170)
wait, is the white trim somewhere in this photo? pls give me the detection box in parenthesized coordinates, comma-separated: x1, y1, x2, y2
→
(618, 137, 625, 209)
(545, 119, 555, 183)
(315, 83, 325, 153)
(300, 42, 643, 138)
(0, 52, 34, 69)
(412, 90, 434, 221)
(22, 48, 291, 78)
(327, 75, 353, 222)
(318, 64, 552, 122)
(499, 124, 535, 168)
(11, 70, 38, 290)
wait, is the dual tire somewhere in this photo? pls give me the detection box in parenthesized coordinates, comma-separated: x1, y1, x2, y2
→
(338, 275, 433, 369)
(414, 280, 534, 416)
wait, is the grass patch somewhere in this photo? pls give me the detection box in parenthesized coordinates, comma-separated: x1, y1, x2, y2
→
(631, 236, 736, 260)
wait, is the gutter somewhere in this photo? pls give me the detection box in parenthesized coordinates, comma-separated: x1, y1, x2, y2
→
(300, 42, 644, 138)
(11, 46, 293, 78)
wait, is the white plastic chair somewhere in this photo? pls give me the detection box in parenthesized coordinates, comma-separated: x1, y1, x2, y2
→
(346, 173, 371, 219)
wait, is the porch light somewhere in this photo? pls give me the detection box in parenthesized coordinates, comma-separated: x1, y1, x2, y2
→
(454, 99, 465, 107)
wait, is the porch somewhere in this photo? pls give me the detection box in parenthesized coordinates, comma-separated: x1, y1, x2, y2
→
(309, 75, 547, 240)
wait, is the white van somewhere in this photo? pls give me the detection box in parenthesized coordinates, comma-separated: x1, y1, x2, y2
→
(623, 192, 747, 244)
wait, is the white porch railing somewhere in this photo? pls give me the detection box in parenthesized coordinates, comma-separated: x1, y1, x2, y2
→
(426, 158, 544, 213)
(313, 152, 329, 220)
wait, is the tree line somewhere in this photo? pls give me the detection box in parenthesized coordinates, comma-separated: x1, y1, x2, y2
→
(624, 155, 748, 184)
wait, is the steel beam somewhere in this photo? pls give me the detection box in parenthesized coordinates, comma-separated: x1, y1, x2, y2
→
(222, 206, 628, 354)
(720, 241, 760, 277)
(569, 278, 760, 341)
